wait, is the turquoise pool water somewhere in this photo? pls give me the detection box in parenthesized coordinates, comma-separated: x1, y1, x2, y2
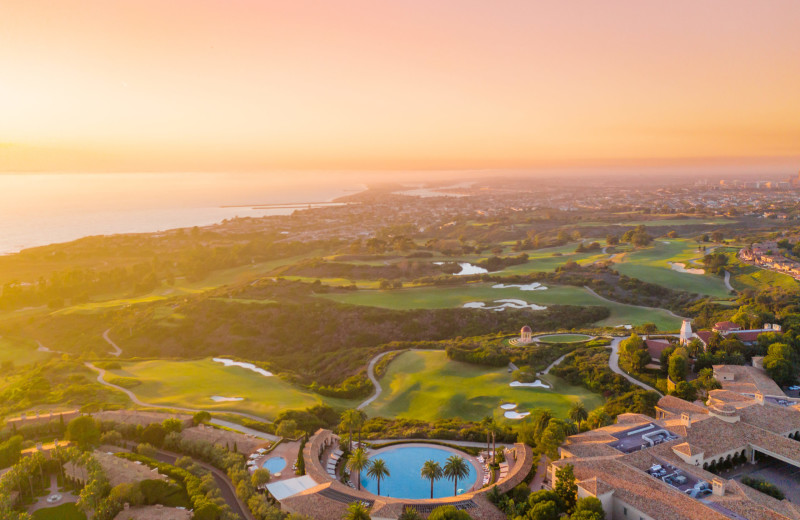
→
(262, 456, 286, 473)
(359, 446, 477, 499)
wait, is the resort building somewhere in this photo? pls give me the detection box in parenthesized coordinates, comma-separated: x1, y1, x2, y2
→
(548, 372, 800, 520)
(693, 323, 782, 352)
(65, 451, 169, 488)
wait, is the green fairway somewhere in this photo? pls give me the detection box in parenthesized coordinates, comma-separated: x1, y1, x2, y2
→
(365, 350, 603, 422)
(612, 240, 731, 298)
(108, 359, 357, 419)
(319, 283, 683, 330)
(576, 218, 737, 228)
(0, 337, 52, 366)
(726, 253, 799, 292)
(32, 503, 86, 520)
(536, 334, 592, 344)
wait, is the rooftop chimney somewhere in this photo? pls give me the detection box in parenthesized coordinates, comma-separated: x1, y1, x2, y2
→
(755, 392, 765, 405)
(681, 413, 692, 428)
(712, 478, 726, 496)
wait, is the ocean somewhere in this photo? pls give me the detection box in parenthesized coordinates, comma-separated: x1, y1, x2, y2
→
(0, 172, 364, 254)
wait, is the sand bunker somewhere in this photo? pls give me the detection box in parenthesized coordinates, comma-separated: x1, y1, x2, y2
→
(510, 380, 550, 389)
(668, 262, 705, 275)
(504, 411, 531, 419)
(463, 299, 546, 311)
(500, 403, 518, 410)
(492, 283, 547, 291)
(210, 396, 244, 402)
(213, 358, 273, 377)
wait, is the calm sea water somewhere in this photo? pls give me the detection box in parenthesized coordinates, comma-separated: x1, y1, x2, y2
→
(0, 172, 364, 254)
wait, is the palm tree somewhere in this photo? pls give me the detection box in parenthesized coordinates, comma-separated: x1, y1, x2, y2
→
(340, 409, 360, 452)
(355, 409, 367, 445)
(443, 455, 470, 496)
(568, 401, 588, 424)
(420, 460, 443, 499)
(346, 447, 370, 491)
(481, 416, 495, 462)
(366, 458, 390, 496)
(343, 501, 371, 520)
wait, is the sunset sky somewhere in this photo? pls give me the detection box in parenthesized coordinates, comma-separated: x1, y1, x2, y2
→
(1, 0, 799, 173)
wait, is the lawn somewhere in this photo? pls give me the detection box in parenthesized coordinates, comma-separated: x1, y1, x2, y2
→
(535, 334, 593, 344)
(108, 359, 357, 420)
(726, 253, 800, 292)
(612, 239, 732, 298)
(365, 350, 603, 422)
(0, 337, 52, 366)
(576, 218, 737, 228)
(319, 283, 683, 330)
(32, 503, 86, 520)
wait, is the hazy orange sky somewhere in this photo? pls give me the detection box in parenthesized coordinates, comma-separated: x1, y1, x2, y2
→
(1, 0, 799, 172)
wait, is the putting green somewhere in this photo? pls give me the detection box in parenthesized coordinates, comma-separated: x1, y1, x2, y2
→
(107, 359, 357, 419)
(612, 240, 731, 298)
(535, 334, 592, 344)
(364, 350, 603, 422)
(319, 283, 683, 330)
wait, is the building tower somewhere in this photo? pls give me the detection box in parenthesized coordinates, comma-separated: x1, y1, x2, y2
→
(520, 325, 533, 344)
(680, 319, 693, 345)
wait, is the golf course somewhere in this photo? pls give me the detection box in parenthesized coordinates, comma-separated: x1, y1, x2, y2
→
(319, 282, 683, 330)
(364, 350, 604, 422)
(106, 358, 358, 419)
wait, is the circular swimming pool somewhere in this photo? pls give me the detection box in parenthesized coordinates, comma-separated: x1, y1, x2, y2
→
(359, 445, 477, 499)
(262, 456, 286, 473)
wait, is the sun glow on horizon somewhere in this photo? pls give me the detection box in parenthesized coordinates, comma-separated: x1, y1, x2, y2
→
(1, 0, 799, 173)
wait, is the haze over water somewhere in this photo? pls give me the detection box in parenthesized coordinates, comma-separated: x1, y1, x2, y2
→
(0, 172, 363, 255)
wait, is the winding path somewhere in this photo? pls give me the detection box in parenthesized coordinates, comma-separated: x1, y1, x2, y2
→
(724, 270, 734, 291)
(540, 353, 569, 376)
(85, 362, 279, 441)
(357, 350, 399, 410)
(607, 337, 663, 396)
(582, 285, 687, 320)
(102, 328, 122, 357)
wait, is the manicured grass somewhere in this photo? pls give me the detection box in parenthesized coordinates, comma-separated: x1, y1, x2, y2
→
(108, 359, 357, 420)
(319, 283, 683, 330)
(365, 350, 603, 422)
(536, 334, 592, 344)
(0, 337, 52, 366)
(726, 254, 799, 292)
(612, 239, 732, 298)
(32, 503, 86, 520)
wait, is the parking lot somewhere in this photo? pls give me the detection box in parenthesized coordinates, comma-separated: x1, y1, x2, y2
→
(719, 458, 800, 503)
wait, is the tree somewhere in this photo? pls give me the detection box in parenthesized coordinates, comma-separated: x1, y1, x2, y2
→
(67, 416, 100, 449)
(443, 455, 470, 496)
(343, 502, 371, 520)
(672, 381, 698, 402)
(366, 458, 390, 496)
(764, 342, 796, 387)
(251, 468, 271, 489)
(162, 418, 183, 434)
(568, 402, 588, 424)
(428, 505, 472, 520)
(398, 507, 423, 520)
(528, 500, 559, 520)
(555, 464, 578, 514)
(668, 351, 688, 382)
(193, 411, 211, 425)
(141, 423, 166, 447)
(572, 497, 605, 520)
(421, 460, 443, 499)
(619, 334, 649, 373)
(346, 448, 370, 491)
(539, 420, 567, 460)
(276, 419, 298, 439)
(340, 409, 362, 451)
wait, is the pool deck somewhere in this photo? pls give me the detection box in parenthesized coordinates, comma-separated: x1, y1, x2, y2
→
(249, 439, 302, 482)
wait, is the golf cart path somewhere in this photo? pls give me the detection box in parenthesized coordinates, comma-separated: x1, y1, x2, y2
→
(85, 361, 279, 441)
(607, 337, 663, 396)
(724, 270, 734, 291)
(541, 353, 569, 375)
(583, 286, 687, 320)
(358, 350, 398, 410)
(102, 328, 122, 357)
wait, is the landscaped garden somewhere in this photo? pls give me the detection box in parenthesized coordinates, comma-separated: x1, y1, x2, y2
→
(535, 334, 593, 344)
(364, 350, 603, 422)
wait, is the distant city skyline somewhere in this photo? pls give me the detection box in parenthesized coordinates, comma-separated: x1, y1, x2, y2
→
(1, 1, 799, 173)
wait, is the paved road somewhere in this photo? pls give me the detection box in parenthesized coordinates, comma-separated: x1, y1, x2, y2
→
(153, 448, 254, 520)
(540, 353, 569, 376)
(724, 270, 734, 291)
(607, 337, 663, 396)
(583, 285, 687, 320)
(529, 453, 549, 491)
(102, 328, 122, 357)
(85, 362, 279, 441)
(358, 350, 398, 410)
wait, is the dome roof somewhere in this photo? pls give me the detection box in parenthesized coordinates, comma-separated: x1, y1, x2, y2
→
(521, 325, 532, 333)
